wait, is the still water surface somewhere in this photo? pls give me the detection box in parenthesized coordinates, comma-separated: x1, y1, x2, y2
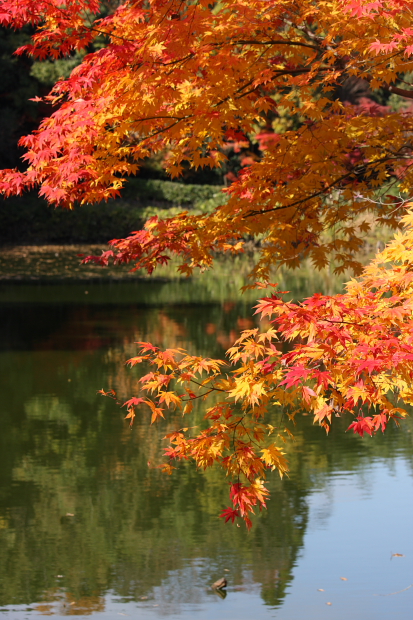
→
(0, 279, 412, 620)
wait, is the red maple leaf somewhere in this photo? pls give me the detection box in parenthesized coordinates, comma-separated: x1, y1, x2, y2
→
(219, 507, 240, 524)
(347, 416, 373, 437)
(122, 397, 146, 408)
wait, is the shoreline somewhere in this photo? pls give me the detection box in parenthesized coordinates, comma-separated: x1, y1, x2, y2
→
(0, 243, 158, 282)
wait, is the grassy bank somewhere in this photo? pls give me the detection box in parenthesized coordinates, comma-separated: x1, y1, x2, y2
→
(0, 242, 377, 302)
(0, 176, 397, 303)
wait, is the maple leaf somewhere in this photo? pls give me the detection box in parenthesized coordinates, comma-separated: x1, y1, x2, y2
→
(279, 366, 312, 389)
(126, 356, 146, 366)
(98, 388, 117, 399)
(220, 507, 240, 524)
(346, 381, 370, 406)
(347, 416, 374, 437)
(124, 410, 136, 428)
(158, 391, 182, 408)
(372, 413, 387, 433)
(164, 446, 181, 460)
(313, 404, 333, 426)
(261, 445, 288, 477)
(302, 386, 317, 405)
(158, 463, 176, 475)
(145, 400, 166, 424)
(138, 342, 159, 353)
(353, 358, 383, 375)
(122, 397, 146, 408)
(182, 401, 194, 416)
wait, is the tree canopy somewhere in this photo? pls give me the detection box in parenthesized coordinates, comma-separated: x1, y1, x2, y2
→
(2, 0, 413, 527)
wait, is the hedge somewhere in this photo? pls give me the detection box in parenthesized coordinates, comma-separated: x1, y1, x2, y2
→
(0, 179, 226, 245)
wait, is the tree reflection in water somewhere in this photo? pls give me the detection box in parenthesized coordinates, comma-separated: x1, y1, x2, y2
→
(0, 280, 412, 617)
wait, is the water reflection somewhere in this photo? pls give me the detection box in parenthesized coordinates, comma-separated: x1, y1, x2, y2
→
(0, 280, 412, 619)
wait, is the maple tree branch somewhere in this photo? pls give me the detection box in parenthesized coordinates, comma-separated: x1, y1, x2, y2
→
(231, 414, 248, 475)
(386, 84, 413, 100)
(187, 377, 228, 393)
(225, 39, 322, 52)
(233, 69, 314, 103)
(86, 26, 135, 43)
(211, 78, 256, 108)
(141, 118, 184, 140)
(360, 65, 413, 100)
(242, 172, 353, 219)
(243, 154, 400, 220)
(134, 115, 189, 122)
(181, 388, 215, 401)
(240, 419, 262, 451)
(152, 52, 195, 66)
(212, 68, 314, 110)
(320, 318, 365, 328)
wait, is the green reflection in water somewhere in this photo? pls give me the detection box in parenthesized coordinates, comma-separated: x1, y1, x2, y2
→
(0, 276, 412, 618)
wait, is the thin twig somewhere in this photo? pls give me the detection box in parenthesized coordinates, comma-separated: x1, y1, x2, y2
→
(375, 584, 413, 596)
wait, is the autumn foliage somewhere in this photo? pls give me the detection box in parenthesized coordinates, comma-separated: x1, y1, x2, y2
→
(3, 0, 413, 527)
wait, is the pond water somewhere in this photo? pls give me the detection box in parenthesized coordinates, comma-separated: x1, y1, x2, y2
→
(0, 278, 412, 620)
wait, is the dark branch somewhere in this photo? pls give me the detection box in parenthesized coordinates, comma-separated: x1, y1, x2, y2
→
(386, 84, 413, 100)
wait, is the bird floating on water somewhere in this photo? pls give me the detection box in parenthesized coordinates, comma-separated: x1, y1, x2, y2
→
(211, 577, 227, 590)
